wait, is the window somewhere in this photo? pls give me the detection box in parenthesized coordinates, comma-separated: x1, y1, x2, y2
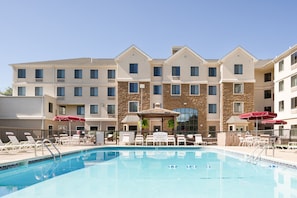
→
(234, 83, 243, 94)
(208, 86, 217, 95)
(171, 84, 181, 95)
(208, 126, 216, 137)
(264, 106, 271, 112)
(174, 108, 198, 132)
(264, 73, 272, 82)
(57, 87, 65, 96)
(291, 51, 297, 65)
(107, 104, 115, 114)
(90, 105, 98, 114)
(291, 97, 297, 109)
(153, 85, 162, 95)
(279, 80, 284, 92)
(129, 101, 138, 112)
(129, 82, 138, 93)
(48, 102, 53, 113)
(291, 74, 297, 87)
(129, 63, 138, 74)
(279, 60, 284, 72)
(108, 70, 116, 79)
(279, 101, 284, 112)
(18, 69, 26, 78)
(234, 64, 243, 74)
(233, 102, 243, 113)
(108, 87, 115, 97)
(59, 106, 66, 115)
(172, 66, 180, 76)
(35, 69, 43, 78)
(74, 69, 82, 79)
(90, 69, 98, 79)
(190, 85, 199, 95)
(153, 67, 162, 76)
(77, 105, 85, 115)
(90, 87, 98, 96)
(264, 90, 271, 99)
(35, 87, 43, 96)
(208, 104, 217, 113)
(74, 87, 82, 96)
(191, 66, 199, 76)
(17, 87, 26, 96)
(208, 67, 216, 77)
(279, 125, 284, 136)
(57, 69, 65, 79)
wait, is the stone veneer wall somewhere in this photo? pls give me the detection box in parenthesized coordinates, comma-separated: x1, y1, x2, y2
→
(117, 82, 150, 131)
(221, 82, 254, 131)
(162, 83, 208, 137)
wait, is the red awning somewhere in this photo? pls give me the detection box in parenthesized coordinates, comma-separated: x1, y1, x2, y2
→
(262, 119, 287, 125)
(239, 111, 277, 120)
(53, 115, 85, 122)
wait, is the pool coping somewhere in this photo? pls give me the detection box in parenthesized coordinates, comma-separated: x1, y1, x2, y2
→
(1, 145, 297, 170)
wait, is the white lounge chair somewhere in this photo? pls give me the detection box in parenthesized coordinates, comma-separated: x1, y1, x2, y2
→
(194, 134, 207, 145)
(0, 139, 20, 153)
(134, 134, 144, 146)
(176, 134, 186, 145)
(6, 132, 34, 151)
(24, 132, 43, 149)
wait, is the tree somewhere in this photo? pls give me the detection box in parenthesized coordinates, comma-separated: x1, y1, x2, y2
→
(167, 119, 175, 130)
(142, 119, 149, 130)
(0, 87, 12, 96)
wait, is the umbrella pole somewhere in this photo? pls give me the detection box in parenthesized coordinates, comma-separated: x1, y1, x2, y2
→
(69, 121, 71, 136)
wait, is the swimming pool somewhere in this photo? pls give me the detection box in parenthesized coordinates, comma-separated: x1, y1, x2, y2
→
(1, 147, 297, 198)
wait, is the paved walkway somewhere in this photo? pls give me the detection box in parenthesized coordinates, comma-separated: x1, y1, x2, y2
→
(1, 145, 297, 167)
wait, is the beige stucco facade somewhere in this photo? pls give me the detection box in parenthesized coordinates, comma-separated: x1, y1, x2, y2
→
(1, 44, 296, 137)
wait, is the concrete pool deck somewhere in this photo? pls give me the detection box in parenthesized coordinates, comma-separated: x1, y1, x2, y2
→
(0, 145, 297, 167)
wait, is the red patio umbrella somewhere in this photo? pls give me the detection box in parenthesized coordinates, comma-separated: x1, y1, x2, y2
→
(239, 111, 277, 136)
(261, 119, 287, 125)
(53, 115, 86, 136)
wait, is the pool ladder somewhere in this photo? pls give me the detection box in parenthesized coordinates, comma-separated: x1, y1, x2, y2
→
(246, 145, 266, 164)
(35, 139, 62, 160)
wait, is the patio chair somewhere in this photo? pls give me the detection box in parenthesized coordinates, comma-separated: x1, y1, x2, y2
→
(134, 134, 144, 146)
(6, 132, 34, 151)
(24, 132, 43, 149)
(194, 134, 207, 145)
(145, 135, 154, 146)
(0, 139, 20, 153)
(176, 134, 186, 145)
(167, 135, 176, 146)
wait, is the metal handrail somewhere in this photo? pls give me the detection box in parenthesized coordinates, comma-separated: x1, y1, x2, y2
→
(35, 139, 62, 160)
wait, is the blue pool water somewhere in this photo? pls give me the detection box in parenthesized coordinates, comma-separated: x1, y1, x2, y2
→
(1, 147, 297, 198)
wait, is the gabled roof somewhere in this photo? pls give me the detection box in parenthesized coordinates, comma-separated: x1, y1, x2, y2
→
(274, 44, 297, 63)
(220, 46, 257, 62)
(164, 46, 206, 64)
(115, 45, 152, 61)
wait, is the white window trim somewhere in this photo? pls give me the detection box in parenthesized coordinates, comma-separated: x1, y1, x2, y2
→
(128, 82, 139, 94)
(233, 83, 244, 94)
(128, 101, 139, 113)
(171, 84, 181, 96)
(233, 102, 244, 114)
(189, 84, 200, 96)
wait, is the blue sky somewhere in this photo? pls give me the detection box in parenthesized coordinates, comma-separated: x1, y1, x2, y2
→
(0, 0, 296, 91)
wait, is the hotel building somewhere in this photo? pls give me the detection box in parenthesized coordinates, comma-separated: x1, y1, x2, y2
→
(1, 44, 296, 138)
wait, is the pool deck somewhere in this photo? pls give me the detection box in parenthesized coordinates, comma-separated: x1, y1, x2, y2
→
(1, 144, 297, 167)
